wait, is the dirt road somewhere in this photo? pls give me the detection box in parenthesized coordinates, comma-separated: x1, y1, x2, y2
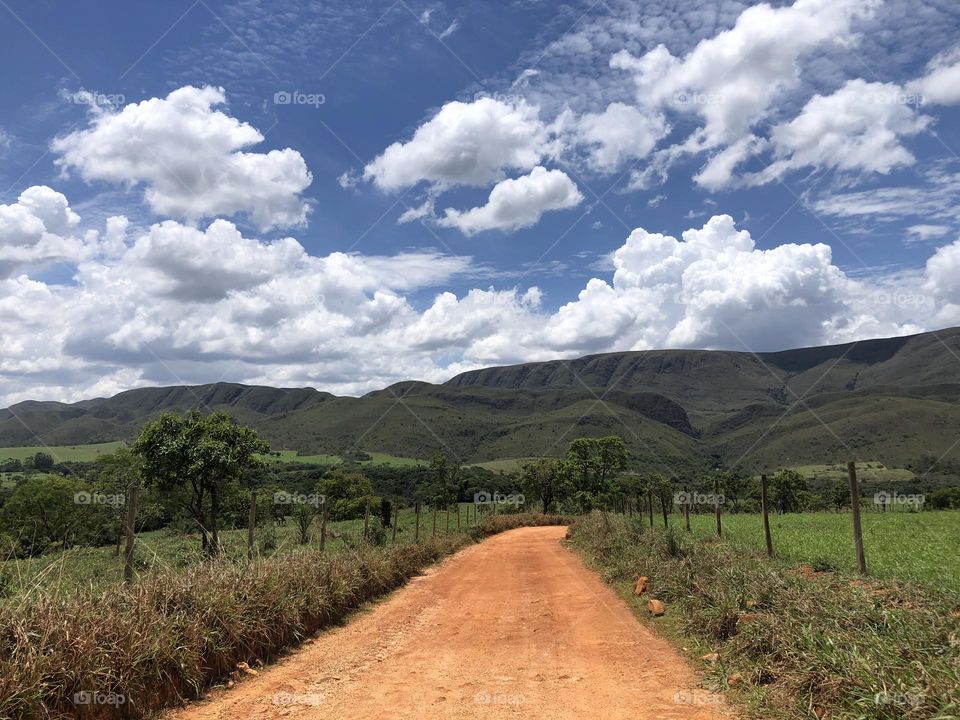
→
(166, 526, 730, 719)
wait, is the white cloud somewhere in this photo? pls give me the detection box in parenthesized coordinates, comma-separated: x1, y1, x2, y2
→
(438, 167, 583, 235)
(907, 224, 951, 243)
(362, 97, 547, 191)
(748, 80, 929, 185)
(577, 102, 668, 172)
(615, 0, 878, 150)
(0, 186, 88, 278)
(910, 45, 960, 106)
(52, 86, 312, 231)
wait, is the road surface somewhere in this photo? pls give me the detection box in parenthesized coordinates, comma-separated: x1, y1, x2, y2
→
(165, 526, 730, 719)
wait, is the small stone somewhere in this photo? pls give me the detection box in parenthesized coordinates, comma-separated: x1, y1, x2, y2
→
(633, 576, 650, 596)
(701, 652, 720, 663)
(727, 673, 742, 687)
(647, 599, 665, 616)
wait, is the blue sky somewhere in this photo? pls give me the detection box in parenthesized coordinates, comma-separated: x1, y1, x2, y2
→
(2, 0, 960, 405)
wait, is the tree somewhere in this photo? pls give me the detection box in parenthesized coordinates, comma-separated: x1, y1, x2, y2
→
(93, 449, 142, 555)
(32, 452, 55, 472)
(519, 458, 573, 513)
(316, 468, 374, 520)
(133, 411, 269, 554)
(650, 474, 673, 528)
(721, 469, 752, 513)
(429, 451, 462, 509)
(827, 485, 849, 512)
(565, 436, 628, 497)
(1, 475, 104, 554)
(770, 469, 807, 514)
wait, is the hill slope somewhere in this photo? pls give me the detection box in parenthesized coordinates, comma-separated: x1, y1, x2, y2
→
(3, 328, 960, 471)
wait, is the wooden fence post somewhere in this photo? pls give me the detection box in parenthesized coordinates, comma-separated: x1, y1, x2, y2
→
(319, 503, 328, 551)
(432, 506, 437, 537)
(123, 483, 139, 583)
(647, 488, 654, 528)
(684, 491, 691, 532)
(714, 475, 722, 538)
(247, 490, 257, 561)
(446, 505, 450, 533)
(847, 461, 867, 574)
(392, 502, 399, 543)
(415, 502, 421, 543)
(457, 503, 461, 530)
(363, 497, 370, 545)
(760, 474, 774, 558)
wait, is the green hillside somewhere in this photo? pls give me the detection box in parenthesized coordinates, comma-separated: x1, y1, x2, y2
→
(2, 328, 960, 472)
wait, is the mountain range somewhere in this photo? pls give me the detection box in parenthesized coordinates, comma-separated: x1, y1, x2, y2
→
(3, 327, 960, 473)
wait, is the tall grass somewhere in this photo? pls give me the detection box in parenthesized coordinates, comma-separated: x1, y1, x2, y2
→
(0, 513, 571, 719)
(0, 538, 464, 719)
(569, 513, 960, 719)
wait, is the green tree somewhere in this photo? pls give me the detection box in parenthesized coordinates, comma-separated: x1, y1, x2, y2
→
(32, 452, 55, 472)
(317, 468, 374, 520)
(519, 458, 573, 513)
(1, 475, 103, 554)
(133, 410, 269, 554)
(565, 436, 628, 497)
(770, 469, 807, 514)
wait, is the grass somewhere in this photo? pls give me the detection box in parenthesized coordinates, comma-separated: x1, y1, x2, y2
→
(684, 510, 960, 593)
(788, 461, 914, 483)
(0, 442, 125, 463)
(569, 512, 960, 719)
(0, 504, 495, 598)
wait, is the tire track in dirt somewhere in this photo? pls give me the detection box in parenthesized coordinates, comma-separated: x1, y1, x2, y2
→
(164, 526, 731, 719)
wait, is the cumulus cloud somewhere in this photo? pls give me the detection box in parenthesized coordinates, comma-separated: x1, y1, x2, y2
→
(52, 86, 312, 230)
(0, 186, 89, 278)
(362, 97, 547, 190)
(910, 45, 960, 106)
(577, 102, 668, 172)
(438, 167, 583, 235)
(5, 189, 960, 408)
(614, 0, 877, 150)
(748, 80, 930, 185)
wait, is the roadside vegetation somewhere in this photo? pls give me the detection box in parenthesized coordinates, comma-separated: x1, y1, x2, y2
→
(569, 513, 960, 719)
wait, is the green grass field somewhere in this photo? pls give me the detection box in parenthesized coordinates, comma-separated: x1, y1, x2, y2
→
(0, 442, 125, 463)
(0, 503, 485, 598)
(684, 510, 960, 593)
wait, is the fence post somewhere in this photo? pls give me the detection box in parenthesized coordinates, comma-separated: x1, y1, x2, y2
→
(457, 503, 461, 530)
(392, 502, 399, 543)
(319, 503, 328, 551)
(760, 474, 773, 558)
(415, 502, 421, 543)
(714, 475, 722, 537)
(363, 497, 370, 545)
(847, 461, 867, 574)
(446, 505, 450, 532)
(247, 490, 257, 561)
(647, 488, 654, 528)
(432, 506, 437, 537)
(123, 483, 139, 583)
(684, 491, 691, 532)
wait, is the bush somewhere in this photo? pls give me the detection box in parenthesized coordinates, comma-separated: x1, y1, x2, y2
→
(365, 518, 387, 546)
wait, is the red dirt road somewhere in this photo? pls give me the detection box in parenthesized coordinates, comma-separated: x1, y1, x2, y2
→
(165, 526, 730, 719)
